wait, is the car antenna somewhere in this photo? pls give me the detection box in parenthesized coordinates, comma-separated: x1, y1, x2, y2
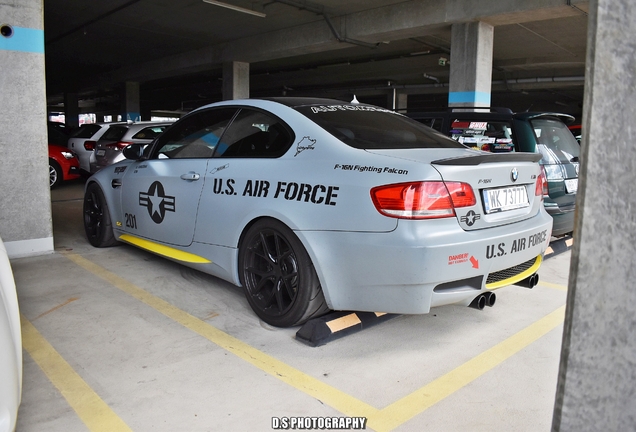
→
(351, 95, 360, 104)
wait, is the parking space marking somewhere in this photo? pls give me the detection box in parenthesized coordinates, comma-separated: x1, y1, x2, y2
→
(21, 315, 133, 432)
(63, 252, 379, 419)
(366, 305, 566, 431)
(64, 252, 565, 431)
(538, 281, 569, 291)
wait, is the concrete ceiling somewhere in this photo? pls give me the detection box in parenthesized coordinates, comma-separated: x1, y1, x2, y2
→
(43, 0, 590, 118)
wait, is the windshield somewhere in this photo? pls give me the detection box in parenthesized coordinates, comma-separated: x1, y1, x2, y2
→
(295, 104, 466, 150)
(532, 118, 580, 164)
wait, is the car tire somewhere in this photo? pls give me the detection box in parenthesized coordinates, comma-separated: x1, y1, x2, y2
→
(49, 159, 62, 188)
(239, 219, 329, 327)
(83, 183, 119, 247)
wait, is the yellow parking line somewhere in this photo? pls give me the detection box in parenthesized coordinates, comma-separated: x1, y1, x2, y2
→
(64, 253, 378, 419)
(538, 281, 569, 291)
(367, 306, 566, 431)
(21, 315, 133, 432)
(64, 252, 565, 431)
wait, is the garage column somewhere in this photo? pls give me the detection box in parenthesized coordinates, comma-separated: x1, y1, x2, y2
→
(552, 0, 636, 429)
(449, 21, 493, 108)
(0, 3, 53, 257)
(64, 93, 79, 129)
(123, 81, 141, 121)
(222, 61, 250, 100)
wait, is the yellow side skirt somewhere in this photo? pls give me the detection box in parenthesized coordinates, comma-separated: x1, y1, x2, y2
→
(486, 255, 542, 290)
(118, 234, 211, 264)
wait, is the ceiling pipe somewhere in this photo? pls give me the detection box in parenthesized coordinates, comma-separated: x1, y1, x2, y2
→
(271, 0, 379, 49)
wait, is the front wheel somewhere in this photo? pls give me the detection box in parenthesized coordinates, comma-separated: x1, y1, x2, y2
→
(239, 219, 329, 327)
(83, 183, 119, 247)
(49, 160, 62, 188)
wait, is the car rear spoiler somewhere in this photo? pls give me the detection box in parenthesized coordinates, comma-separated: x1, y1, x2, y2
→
(432, 152, 542, 166)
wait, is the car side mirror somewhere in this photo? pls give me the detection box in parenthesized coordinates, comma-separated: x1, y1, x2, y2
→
(123, 144, 145, 160)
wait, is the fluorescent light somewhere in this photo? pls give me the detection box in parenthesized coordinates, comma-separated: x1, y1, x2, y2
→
(202, 0, 266, 17)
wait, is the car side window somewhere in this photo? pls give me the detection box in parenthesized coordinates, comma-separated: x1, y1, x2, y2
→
(214, 109, 293, 158)
(132, 126, 170, 140)
(153, 108, 238, 159)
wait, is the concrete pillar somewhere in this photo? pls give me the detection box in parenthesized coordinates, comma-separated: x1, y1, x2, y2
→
(552, 0, 636, 430)
(222, 61, 249, 100)
(64, 92, 79, 129)
(0, 3, 53, 257)
(123, 81, 140, 121)
(448, 21, 493, 107)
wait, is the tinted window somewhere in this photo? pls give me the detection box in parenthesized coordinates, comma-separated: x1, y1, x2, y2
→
(532, 118, 580, 164)
(101, 126, 128, 141)
(215, 109, 293, 158)
(131, 126, 169, 140)
(153, 108, 237, 159)
(70, 124, 102, 139)
(449, 119, 515, 153)
(296, 104, 464, 150)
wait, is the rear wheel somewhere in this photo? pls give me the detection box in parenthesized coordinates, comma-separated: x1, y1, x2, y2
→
(239, 219, 329, 327)
(83, 183, 118, 247)
(49, 160, 62, 188)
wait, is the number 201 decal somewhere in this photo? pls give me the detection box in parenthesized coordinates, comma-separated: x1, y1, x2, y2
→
(125, 213, 138, 229)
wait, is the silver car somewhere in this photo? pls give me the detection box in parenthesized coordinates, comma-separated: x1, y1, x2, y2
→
(83, 98, 552, 327)
(92, 121, 173, 173)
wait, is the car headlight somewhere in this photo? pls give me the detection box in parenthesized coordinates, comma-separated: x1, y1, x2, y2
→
(61, 151, 75, 160)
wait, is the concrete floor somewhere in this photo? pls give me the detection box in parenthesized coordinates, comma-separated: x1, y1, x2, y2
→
(12, 179, 571, 432)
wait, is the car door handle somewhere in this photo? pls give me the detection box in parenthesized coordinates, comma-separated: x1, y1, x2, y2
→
(180, 172, 200, 181)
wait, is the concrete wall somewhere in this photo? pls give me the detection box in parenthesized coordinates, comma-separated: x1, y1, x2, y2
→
(552, 0, 636, 429)
(0, 0, 53, 257)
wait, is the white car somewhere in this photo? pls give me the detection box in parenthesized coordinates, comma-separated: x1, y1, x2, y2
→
(68, 122, 124, 175)
(83, 98, 553, 327)
(0, 235, 22, 432)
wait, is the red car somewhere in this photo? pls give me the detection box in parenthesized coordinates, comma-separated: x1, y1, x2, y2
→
(48, 144, 80, 188)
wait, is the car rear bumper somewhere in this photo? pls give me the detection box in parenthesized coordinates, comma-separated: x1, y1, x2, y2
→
(298, 210, 553, 314)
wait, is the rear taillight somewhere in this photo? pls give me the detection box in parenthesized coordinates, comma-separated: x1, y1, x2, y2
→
(370, 181, 476, 219)
(536, 166, 549, 200)
(106, 141, 133, 151)
(84, 140, 96, 151)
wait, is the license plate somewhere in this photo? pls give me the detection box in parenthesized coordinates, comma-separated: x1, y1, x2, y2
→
(565, 178, 578, 193)
(96, 149, 105, 156)
(483, 185, 529, 214)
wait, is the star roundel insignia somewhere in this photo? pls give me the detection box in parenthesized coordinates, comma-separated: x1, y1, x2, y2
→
(139, 181, 175, 224)
(460, 210, 481, 227)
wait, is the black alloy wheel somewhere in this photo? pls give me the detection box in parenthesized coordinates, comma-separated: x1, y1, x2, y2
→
(239, 219, 328, 327)
(83, 183, 118, 247)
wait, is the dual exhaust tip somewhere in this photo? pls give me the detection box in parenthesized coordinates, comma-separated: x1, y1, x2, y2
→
(469, 291, 496, 310)
(468, 272, 539, 310)
(514, 273, 540, 289)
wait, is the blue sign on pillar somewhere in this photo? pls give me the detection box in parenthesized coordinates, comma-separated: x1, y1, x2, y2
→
(126, 112, 141, 122)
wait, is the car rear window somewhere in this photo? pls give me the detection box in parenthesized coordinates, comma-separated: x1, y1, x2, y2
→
(295, 104, 465, 150)
(449, 119, 515, 153)
(70, 124, 102, 139)
(101, 125, 129, 141)
(132, 126, 169, 140)
(531, 118, 580, 164)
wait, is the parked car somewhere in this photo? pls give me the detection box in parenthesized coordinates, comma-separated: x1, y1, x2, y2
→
(0, 234, 22, 432)
(91, 121, 173, 173)
(47, 121, 72, 147)
(407, 108, 580, 237)
(68, 122, 125, 175)
(84, 98, 552, 327)
(49, 144, 80, 188)
(568, 124, 582, 144)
